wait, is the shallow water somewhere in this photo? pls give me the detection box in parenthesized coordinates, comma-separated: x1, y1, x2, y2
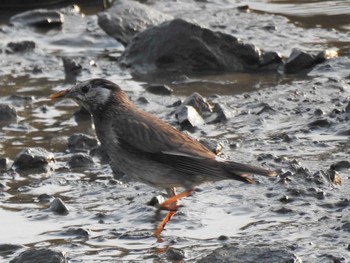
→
(0, 0, 350, 262)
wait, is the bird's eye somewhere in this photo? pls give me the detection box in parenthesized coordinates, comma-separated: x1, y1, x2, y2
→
(81, 85, 89, 93)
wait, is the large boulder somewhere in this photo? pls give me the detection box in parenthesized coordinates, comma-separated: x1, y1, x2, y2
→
(119, 19, 282, 76)
(98, 0, 172, 46)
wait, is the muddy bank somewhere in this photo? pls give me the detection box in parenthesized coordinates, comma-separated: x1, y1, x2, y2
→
(0, 0, 350, 262)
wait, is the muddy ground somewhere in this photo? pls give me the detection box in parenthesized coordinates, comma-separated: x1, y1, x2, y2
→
(0, 0, 350, 262)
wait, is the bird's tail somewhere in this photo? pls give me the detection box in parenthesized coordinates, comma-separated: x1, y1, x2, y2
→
(221, 161, 276, 184)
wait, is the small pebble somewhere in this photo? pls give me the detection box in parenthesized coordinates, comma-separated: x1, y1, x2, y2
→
(50, 197, 69, 215)
(146, 84, 173, 95)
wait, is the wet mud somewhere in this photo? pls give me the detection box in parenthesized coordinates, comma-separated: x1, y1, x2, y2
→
(0, 0, 350, 262)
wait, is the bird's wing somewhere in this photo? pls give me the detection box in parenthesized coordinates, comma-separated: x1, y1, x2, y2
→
(111, 111, 269, 183)
(111, 113, 235, 180)
(112, 110, 216, 158)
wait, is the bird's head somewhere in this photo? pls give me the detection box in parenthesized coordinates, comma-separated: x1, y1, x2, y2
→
(50, 79, 127, 113)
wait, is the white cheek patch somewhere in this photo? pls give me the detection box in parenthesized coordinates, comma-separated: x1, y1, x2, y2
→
(90, 88, 112, 105)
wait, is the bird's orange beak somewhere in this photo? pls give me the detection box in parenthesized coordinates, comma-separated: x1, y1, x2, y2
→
(50, 89, 70, 100)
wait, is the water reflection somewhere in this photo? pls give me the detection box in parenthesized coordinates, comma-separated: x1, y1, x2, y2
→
(252, 0, 350, 30)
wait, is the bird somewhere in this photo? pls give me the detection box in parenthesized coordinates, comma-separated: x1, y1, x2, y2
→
(50, 78, 276, 237)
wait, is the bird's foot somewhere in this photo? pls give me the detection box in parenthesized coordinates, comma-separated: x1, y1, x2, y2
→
(153, 189, 194, 237)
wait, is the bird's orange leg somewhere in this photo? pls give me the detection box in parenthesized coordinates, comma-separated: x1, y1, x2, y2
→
(154, 211, 177, 238)
(153, 188, 193, 237)
(159, 188, 193, 211)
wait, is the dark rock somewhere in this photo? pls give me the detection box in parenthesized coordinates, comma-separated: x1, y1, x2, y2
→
(206, 103, 236, 123)
(330, 108, 342, 116)
(98, 0, 172, 45)
(198, 139, 223, 155)
(108, 178, 120, 185)
(336, 129, 350, 136)
(284, 48, 327, 74)
(279, 195, 292, 203)
(197, 245, 302, 263)
(67, 133, 98, 153)
(324, 169, 342, 185)
(61, 227, 89, 237)
(68, 153, 94, 168)
(7, 41, 35, 53)
(260, 51, 282, 66)
(217, 235, 229, 241)
(62, 57, 82, 83)
(306, 170, 328, 185)
(32, 65, 43, 74)
(9, 9, 64, 28)
(229, 142, 241, 149)
(40, 106, 48, 114)
(272, 132, 294, 143)
(334, 199, 350, 209)
(330, 161, 350, 171)
(147, 195, 165, 207)
(345, 101, 350, 113)
(181, 92, 212, 117)
(325, 78, 349, 92)
(316, 191, 326, 200)
(309, 170, 339, 186)
(274, 207, 294, 214)
(0, 244, 24, 257)
(175, 105, 204, 130)
(13, 147, 53, 172)
(256, 104, 276, 115)
(237, 5, 250, 12)
(341, 222, 350, 232)
(137, 97, 149, 104)
(50, 197, 69, 215)
(320, 254, 347, 263)
(94, 212, 106, 219)
(308, 118, 332, 129)
(314, 108, 324, 116)
(120, 18, 282, 75)
(146, 84, 173, 95)
(280, 171, 293, 179)
(169, 99, 182, 108)
(37, 193, 53, 203)
(0, 105, 17, 122)
(257, 153, 276, 161)
(166, 247, 185, 261)
(10, 248, 67, 263)
(0, 158, 8, 170)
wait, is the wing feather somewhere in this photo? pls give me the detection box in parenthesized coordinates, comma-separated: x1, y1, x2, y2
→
(110, 106, 272, 183)
(112, 108, 215, 158)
